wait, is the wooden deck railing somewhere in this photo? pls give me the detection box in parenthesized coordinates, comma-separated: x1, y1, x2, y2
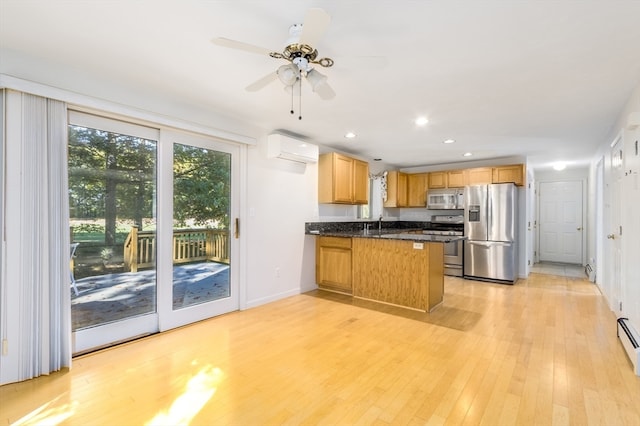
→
(124, 227, 230, 272)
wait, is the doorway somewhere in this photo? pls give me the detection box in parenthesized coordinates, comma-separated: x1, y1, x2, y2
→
(538, 180, 584, 264)
(68, 112, 239, 353)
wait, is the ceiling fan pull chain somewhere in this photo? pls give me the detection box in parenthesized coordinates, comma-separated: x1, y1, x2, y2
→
(299, 70, 303, 120)
(290, 82, 294, 115)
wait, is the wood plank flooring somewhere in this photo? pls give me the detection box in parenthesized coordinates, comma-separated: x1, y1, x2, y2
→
(2, 272, 639, 425)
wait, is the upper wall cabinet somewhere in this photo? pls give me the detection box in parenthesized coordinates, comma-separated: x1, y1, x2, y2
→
(384, 171, 408, 207)
(318, 152, 369, 204)
(407, 173, 428, 207)
(428, 170, 466, 188)
(466, 167, 493, 185)
(427, 171, 447, 189)
(492, 164, 526, 186)
(446, 170, 466, 188)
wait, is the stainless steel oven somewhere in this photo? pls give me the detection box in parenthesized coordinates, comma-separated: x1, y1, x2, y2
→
(423, 215, 464, 277)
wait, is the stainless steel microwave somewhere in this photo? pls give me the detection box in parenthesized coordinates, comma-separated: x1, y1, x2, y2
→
(427, 188, 464, 209)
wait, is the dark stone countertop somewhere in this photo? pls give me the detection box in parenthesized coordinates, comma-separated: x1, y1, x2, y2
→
(305, 221, 466, 243)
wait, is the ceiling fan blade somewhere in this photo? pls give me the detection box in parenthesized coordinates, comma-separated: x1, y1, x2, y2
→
(313, 81, 336, 100)
(299, 8, 331, 46)
(245, 72, 278, 92)
(211, 37, 274, 56)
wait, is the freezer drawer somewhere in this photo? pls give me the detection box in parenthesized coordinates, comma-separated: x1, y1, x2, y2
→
(464, 240, 517, 283)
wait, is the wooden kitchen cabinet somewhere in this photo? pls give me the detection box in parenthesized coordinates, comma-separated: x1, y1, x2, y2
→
(407, 173, 428, 207)
(316, 236, 352, 293)
(318, 153, 369, 204)
(493, 164, 525, 186)
(428, 171, 447, 189)
(466, 167, 493, 185)
(447, 170, 466, 188)
(384, 171, 408, 207)
(353, 159, 370, 204)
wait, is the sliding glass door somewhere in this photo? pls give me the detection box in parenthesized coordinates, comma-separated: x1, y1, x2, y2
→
(68, 113, 239, 353)
(159, 131, 239, 331)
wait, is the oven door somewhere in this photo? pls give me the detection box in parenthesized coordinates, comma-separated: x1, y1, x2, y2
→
(443, 239, 463, 276)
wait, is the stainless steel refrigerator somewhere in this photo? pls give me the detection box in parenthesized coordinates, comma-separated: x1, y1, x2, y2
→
(464, 183, 518, 283)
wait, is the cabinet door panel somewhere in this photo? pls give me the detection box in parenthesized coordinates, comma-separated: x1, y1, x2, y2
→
(316, 237, 352, 292)
(492, 164, 525, 186)
(407, 173, 427, 207)
(466, 168, 493, 185)
(334, 154, 354, 202)
(353, 159, 369, 204)
(428, 172, 447, 189)
(447, 170, 465, 188)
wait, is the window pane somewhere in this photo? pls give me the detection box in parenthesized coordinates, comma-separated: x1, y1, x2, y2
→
(68, 125, 157, 330)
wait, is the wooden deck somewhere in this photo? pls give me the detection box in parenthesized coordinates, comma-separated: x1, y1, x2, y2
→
(71, 262, 229, 330)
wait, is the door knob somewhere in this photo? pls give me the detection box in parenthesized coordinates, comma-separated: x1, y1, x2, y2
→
(607, 234, 615, 239)
(577, 227, 582, 231)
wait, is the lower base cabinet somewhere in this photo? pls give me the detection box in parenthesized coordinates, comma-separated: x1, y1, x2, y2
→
(316, 236, 352, 293)
(352, 238, 443, 312)
(315, 235, 445, 311)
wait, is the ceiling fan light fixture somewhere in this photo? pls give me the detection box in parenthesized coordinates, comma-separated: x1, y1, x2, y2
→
(306, 68, 328, 91)
(277, 63, 299, 86)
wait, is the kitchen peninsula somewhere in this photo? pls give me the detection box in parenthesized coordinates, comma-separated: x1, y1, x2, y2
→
(306, 222, 466, 312)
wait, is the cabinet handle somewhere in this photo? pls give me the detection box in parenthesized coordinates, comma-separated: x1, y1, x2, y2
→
(235, 218, 240, 239)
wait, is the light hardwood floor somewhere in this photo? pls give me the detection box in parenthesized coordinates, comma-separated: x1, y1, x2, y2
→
(2, 273, 639, 425)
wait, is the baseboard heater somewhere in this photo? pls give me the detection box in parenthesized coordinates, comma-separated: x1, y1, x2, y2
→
(617, 317, 640, 376)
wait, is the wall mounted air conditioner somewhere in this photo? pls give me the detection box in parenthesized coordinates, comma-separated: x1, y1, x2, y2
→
(266, 133, 319, 164)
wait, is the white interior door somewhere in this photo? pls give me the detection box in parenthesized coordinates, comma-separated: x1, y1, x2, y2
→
(538, 181, 583, 264)
(609, 134, 624, 315)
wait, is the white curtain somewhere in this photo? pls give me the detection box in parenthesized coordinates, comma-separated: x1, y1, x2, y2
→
(0, 91, 71, 384)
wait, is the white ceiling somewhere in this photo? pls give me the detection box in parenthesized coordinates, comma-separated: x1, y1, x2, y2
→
(2, 1, 640, 170)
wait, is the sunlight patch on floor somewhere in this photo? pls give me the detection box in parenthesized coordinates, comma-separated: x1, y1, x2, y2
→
(13, 396, 78, 426)
(145, 365, 223, 426)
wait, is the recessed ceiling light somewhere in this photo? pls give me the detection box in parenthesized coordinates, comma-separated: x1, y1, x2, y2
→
(463, 152, 472, 157)
(443, 139, 455, 144)
(415, 116, 429, 126)
(344, 132, 357, 139)
(553, 162, 567, 171)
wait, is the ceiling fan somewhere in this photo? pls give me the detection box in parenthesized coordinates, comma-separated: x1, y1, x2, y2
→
(211, 8, 337, 101)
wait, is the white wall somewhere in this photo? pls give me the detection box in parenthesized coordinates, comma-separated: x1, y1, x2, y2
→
(244, 138, 319, 308)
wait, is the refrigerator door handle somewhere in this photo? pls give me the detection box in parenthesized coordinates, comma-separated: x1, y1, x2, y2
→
(487, 190, 492, 239)
(468, 240, 512, 247)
